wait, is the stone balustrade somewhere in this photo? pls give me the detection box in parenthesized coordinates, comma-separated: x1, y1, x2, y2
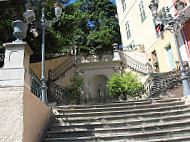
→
(144, 70, 182, 97)
(48, 56, 76, 81)
(119, 51, 152, 75)
(79, 52, 114, 63)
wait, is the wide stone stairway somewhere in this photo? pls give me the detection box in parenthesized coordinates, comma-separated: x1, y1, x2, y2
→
(44, 98, 190, 142)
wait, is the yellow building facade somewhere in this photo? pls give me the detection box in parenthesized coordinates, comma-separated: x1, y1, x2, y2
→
(116, 0, 190, 72)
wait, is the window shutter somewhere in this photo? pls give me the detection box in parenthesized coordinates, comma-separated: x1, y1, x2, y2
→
(139, 1, 146, 22)
(122, 0, 126, 11)
(125, 21, 131, 39)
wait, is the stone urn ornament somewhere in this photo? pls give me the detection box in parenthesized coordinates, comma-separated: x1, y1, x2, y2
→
(11, 20, 28, 42)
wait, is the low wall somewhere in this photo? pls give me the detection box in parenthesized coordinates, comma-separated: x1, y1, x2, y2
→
(23, 87, 52, 142)
(0, 87, 52, 142)
(0, 87, 24, 142)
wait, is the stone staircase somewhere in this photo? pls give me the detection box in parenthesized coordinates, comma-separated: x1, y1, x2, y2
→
(44, 98, 190, 142)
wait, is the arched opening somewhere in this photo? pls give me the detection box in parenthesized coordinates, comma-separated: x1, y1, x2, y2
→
(91, 75, 109, 103)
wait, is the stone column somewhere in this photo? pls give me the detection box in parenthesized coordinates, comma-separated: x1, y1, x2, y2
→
(0, 42, 33, 90)
(114, 66, 122, 74)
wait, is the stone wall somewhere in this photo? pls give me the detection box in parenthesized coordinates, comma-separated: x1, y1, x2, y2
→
(30, 56, 69, 79)
(0, 87, 24, 142)
(0, 87, 52, 142)
(23, 87, 52, 142)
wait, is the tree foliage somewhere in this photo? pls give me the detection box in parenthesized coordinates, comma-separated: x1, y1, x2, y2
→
(107, 72, 146, 98)
(0, 0, 121, 54)
(0, 0, 70, 53)
(0, 0, 26, 52)
(50, 0, 121, 53)
(107, 73, 123, 97)
(67, 74, 84, 104)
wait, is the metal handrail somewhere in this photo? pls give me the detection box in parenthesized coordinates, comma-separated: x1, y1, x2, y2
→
(29, 68, 42, 99)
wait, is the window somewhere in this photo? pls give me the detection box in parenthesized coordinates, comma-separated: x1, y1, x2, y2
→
(165, 44, 176, 70)
(153, 7, 166, 36)
(139, 1, 146, 22)
(121, 0, 126, 12)
(151, 50, 159, 72)
(125, 21, 131, 39)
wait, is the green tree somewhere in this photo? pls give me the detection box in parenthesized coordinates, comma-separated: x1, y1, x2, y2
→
(67, 74, 84, 104)
(76, 0, 121, 53)
(107, 73, 124, 98)
(0, 0, 121, 55)
(0, 0, 71, 54)
(107, 72, 146, 99)
(122, 72, 146, 97)
(50, 0, 121, 53)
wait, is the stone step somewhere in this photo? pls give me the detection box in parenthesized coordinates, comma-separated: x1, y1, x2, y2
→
(44, 98, 190, 142)
(47, 119, 190, 138)
(44, 127, 190, 142)
(128, 128, 190, 141)
(52, 113, 190, 132)
(54, 104, 190, 121)
(56, 100, 184, 114)
(53, 106, 190, 126)
(54, 98, 180, 110)
(147, 135, 190, 142)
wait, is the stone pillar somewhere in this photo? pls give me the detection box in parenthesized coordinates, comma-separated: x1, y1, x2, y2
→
(114, 66, 122, 74)
(0, 42, 33, 90)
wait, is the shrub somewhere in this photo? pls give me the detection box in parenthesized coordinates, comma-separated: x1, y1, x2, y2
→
(122, 72, 146, 97)
(107, 72, 145, 98)
(67, 74, 84, 104)
(107, 73, 124, 98)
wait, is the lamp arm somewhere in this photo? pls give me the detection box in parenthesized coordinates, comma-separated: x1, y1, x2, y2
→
(45, 17, 60, 26)
(155, 17, 170, 25)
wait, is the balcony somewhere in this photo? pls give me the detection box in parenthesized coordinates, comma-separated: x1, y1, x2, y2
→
(124, 44, 145, 52)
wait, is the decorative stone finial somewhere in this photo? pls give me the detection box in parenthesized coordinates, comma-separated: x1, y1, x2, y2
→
(11, 20, 28, 42)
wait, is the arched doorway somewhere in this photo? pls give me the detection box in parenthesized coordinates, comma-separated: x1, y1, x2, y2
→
(91, 75, 109, 103)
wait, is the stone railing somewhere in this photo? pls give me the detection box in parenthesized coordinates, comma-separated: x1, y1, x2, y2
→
(47, 81, 68, 104)
(29, 68, 42, 99)
(119, 51, 152, 75)
(144, 70, 181, 97)
(48, 56, 76, 81)
(143, 75, 154, 95)
(48, 81, 89, 105)
(30, 52, 71, 63)
(124, 44, 145, 51)
(79, 52, 114, 63)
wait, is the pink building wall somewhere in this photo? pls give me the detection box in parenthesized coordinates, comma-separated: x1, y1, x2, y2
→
(181, 19, 190, 59)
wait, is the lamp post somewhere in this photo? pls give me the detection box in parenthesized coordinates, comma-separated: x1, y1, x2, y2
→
(23, 2, 62, 104)
(149, 0, 190, 96)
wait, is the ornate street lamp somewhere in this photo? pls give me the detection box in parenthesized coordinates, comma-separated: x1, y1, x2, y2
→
(175, 1, 187, 12)
(149, 0, 158, 17)
(149, 0, 190, 96)
(23, 2, 62, 104)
